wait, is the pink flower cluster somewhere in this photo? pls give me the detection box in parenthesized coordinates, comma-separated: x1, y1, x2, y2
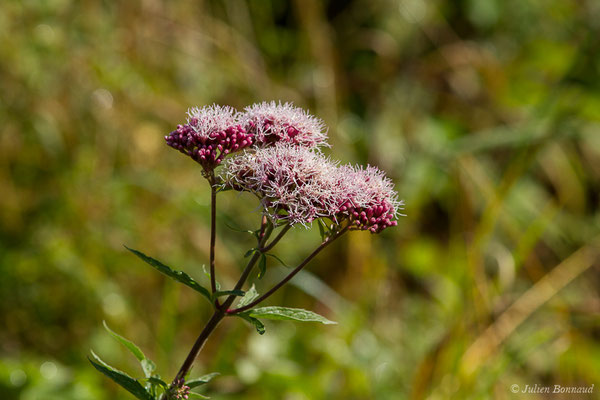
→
(242, 101, 329, 148)
(335, 165, 401, 233)
(165, 105, 253, 170)
(166, 101, 402, 233)
(169, 378, 190, 399)
(224, 145, 403, 233)
(225, 145, 339, 226)
(165, 102, 328, 172)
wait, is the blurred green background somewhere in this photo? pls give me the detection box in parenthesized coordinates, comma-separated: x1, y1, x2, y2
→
(1, 0, 600, 399)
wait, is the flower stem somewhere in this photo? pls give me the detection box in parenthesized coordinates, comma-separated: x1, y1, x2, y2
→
(260, 224, 291, 253)
(170, 220, 272, 387)
(258, 215, 268, 240)
(170, 309, 224, 386)
(209, 176, 219, 307)
(227, 226, 349, 314)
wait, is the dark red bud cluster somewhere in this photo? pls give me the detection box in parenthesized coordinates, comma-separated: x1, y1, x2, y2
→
(341, 200, 398, 233)
(165, 121, 254, 171)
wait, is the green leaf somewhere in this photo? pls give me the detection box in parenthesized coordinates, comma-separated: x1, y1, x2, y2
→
(103, 321, 145, 361)
(224, 222, 256, 236)
(186, 372, 220, 389)
(215, 184, 232, 193)
(88, 351, 153, 400)
(236, 284, 259, 308)
(265, 253, 289, 268)
(126, 246, 212, 304)
(102, 321, 155, 378)
(188, 393, 210, 399)
(244, 248, 258, 258)
(212, 289, 245, 299)
(318, 219, 326, 241)
(202, 265, 221, 291)
(236, 313, 266, 335)
(258, 253, 267, 279)
(140, 360, 156, 379)
(146, 377, 168, 389)
(249, 306, 337, 325)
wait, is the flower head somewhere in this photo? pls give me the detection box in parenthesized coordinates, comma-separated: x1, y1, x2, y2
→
(224, 144, 338, 226)
(241, 101, 329, 149)
(169, 378, 190, 400)
(165, 102, 330, 172)
(224, 144, 402, 232)
(165, 105, 254, 171)
(334, 165, 403, 233)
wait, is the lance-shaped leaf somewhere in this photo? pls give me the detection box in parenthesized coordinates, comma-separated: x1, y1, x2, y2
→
(88, 351, 153, 400)
(125, 246, 212, 304)
(249, 306, 336, 325)
(188, 393, 210, 399)
(103, 321, 156, 378)
(186, 372, 220, 389)
(210, 289, 245, 303)
(244, 248, 258, 258)
(235, 313, 266, 335)
(213, 289, 245, 298)
(318, 219, 327, 241)
(236, 284, 259, 308)
(145, 377, 168, 389)
(265, 253, 289, 267)
(224, 222, 259, 238)
(202, 265, 221, 291)
(257, 253, 267, 279)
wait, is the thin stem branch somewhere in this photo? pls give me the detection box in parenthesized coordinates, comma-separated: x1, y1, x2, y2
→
(170, 218, 274, 387)
(227, 226, 349, 314)
(229, 226, 272, 294)
(170, 309, 224, 386)
(260, 224, 291, 253)
(258, 215, 268, 241)
(209, 177, 218, 307)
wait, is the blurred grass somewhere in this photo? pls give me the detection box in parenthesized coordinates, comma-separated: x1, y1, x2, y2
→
(1, 0, 600, 399)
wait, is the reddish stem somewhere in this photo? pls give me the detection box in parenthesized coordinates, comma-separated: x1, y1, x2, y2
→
(227, 226, 349, 314)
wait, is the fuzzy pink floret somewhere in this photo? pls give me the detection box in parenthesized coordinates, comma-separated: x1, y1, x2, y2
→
(333, 165, 404, 233)
(166, 102, 329, 171)
(224, 145, 403, 232)
(165, 105, 254, 170)
(224, 145, 338, 226)
(241, 101, 329, 149)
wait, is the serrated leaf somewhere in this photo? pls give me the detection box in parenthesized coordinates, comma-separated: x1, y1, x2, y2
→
(186, 372, 220, 389)
(236, 313, 266, 335)
(249, 306, 337, 325)
(236, 284, 259, 308)
(103, 321, 155, 378)
(126, 246, 212, 304)
(89, 351, 153, 400)
(258, 253, 267, 279)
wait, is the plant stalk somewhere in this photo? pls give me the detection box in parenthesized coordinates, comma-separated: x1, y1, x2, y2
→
(260, 224, 291, 253)
(170, 223, 272, 387)
(209, 177, 218, 307)
(228, 226, 349, 314)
